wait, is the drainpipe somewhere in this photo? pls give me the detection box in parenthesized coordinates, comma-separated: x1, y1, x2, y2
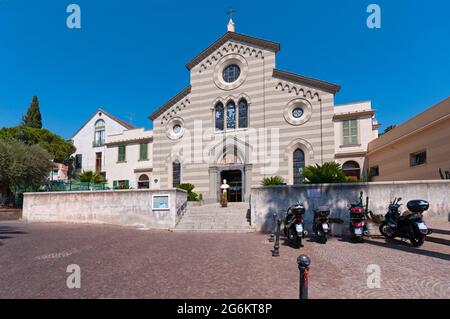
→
(320, 98, 324, 164)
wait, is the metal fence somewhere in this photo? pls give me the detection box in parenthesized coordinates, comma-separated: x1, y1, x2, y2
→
(42, 180, 110, 192)
(12, 180, 110, 208)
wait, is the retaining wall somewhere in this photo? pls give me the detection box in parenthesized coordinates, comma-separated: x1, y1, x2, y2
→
(250, 180, 450, 233)
(23, 189, 187, 229)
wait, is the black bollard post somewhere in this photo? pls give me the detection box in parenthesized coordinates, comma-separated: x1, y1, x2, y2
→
(269, 212, 277, 242)
(272, 218, 282, 257)
(297, 255, 311, 299)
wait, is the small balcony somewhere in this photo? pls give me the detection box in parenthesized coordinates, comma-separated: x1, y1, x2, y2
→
(92, 140, 105, 147)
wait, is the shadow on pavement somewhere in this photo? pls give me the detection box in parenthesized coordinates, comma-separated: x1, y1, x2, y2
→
(364, 238, 450, 261)
(0, 225, 27, 240)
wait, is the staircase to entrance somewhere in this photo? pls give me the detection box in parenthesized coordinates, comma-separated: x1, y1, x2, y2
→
(174, 202, 255, 233)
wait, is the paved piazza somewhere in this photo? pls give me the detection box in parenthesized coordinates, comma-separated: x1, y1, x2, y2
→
(0, 220, 449, 299)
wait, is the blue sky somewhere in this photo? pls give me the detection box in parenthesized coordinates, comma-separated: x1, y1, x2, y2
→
(0, 0, 449, 139)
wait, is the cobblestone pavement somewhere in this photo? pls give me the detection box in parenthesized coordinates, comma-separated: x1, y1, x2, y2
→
(0, 221, 449, 299)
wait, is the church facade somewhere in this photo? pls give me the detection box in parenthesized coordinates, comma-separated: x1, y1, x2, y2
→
(148, 21, 379, 204)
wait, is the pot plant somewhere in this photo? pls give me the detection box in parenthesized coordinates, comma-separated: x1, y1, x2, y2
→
(198, 193, 204, 206)
(220, 191, 228, 207)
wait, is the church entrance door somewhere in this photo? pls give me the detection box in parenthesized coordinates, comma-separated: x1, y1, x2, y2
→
(220, 169, 242, 202)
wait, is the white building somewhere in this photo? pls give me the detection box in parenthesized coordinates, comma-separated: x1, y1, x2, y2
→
(333, 101, 379, 179)
(71, 109, 135, 179)
(105, 128, 153, 189)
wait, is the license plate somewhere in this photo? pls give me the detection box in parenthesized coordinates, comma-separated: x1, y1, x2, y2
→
(296, 224, 303, 233)
(322, 223, 329, 230)
(354, 228, 363, 235)
(417, 222, 427, 230)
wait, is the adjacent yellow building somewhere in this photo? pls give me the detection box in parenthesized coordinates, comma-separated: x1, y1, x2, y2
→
(367, 97, 450, 181)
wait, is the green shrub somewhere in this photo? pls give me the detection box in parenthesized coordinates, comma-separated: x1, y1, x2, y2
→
(303, 162, 349, 184)
(176, 183, 195, 193)
(261, 176, 285, 186)
(76, 171, 107, 185)
(177, 183, 198, 201)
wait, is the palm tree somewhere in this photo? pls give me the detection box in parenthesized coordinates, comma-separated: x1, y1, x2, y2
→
(76, 171, 107, 185)
(303, 162, 349, 184)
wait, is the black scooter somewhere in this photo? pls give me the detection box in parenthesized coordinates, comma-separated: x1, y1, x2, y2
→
(313, 206, 330, 244)
(283, 202, 307, 248)
(379, 198, 432, 247)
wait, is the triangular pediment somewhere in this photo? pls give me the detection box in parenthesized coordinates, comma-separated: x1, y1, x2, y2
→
(186, 31, 280, 70)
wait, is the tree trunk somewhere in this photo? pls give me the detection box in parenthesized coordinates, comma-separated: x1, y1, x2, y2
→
(0, 184, 13, 207)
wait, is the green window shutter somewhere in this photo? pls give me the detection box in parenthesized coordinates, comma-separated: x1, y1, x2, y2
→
(124, 180, 129, 188)
(113, 181, 118, 189)
(118, 145, 126, 162)
(140, 143, 148, 160)
(343, 119, 358, 145)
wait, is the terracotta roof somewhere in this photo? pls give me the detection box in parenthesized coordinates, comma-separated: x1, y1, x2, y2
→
(105, 112, 135, 130)
(273, 69, 341, 94)
(148, 86, 191, 121)
(186, 32, 280, 70)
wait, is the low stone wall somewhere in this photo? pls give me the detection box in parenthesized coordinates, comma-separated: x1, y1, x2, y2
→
(0, 209, 22, 221)
(23, 189, 187, 230)
(250, 180, 450, 233)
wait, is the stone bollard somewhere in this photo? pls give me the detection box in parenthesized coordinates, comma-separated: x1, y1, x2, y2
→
(271, 218, 282, 257)
(297, 254, 311, 299)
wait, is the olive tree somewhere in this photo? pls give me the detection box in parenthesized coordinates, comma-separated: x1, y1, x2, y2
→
(0, 139, 52, 206)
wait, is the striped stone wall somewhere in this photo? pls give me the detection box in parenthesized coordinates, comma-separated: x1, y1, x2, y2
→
(151, 38, 336, 202)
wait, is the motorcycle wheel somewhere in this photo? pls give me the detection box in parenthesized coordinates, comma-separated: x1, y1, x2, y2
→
(410, 234, 425, 247)
(288, 228, 301, 248)
(379, 222, 395, 239)
(320, 234, 327, 244)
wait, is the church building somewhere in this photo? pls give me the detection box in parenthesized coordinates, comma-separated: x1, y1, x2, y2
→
(148, 19, 379, 204)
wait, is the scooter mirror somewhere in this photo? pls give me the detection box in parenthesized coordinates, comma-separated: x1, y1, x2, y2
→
(398, 197, 402, 202)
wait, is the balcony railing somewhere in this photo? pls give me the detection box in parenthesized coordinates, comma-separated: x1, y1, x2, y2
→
(92, 140, 105, 147)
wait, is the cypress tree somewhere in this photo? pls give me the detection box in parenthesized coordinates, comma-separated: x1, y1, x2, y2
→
(21, 95, 42, 128)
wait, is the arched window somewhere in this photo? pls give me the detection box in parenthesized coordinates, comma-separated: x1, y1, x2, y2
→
(342, 161, 361, 180)
(172, 160, 181, 187)
(226, 101, 236, 129)
(215, 102, 224, 131)
(238, 99, 248, 128)
(94, 119, 105, 146)
(137, 174, 150, 189)
(293, 148, 305, 184)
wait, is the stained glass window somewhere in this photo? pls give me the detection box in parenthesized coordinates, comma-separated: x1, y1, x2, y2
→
(222, 64, 240, 83)
(238, 99, 248, 128)
(293, 148, 305, 184)
(226, 101, 236, 129)
(215, 102, 224, 131)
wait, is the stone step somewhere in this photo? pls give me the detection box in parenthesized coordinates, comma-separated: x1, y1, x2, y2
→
(174, 203, 253, 233)
(173, 227, 255, 233)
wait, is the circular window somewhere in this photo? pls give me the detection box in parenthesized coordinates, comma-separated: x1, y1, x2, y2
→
(222, 64, 241, 83)
(173, 124, 182, 134)
(284, 99, 312, 126)
(166, 117, 184, 140)
(292, 108, 304, 118)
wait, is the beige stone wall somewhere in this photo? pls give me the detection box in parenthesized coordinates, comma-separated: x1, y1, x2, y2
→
(367, 97, 450, 181)
(151, 38, 335, 202)
(23, 189, 188, 229)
